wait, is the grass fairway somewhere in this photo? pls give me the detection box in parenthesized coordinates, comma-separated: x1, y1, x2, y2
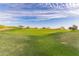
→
(0, 28, 79, 56)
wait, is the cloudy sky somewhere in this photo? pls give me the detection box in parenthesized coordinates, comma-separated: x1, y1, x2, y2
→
(0, 3, 79, 28)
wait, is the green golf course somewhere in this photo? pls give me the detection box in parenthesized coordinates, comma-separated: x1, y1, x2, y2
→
(0, 28, 79, 56)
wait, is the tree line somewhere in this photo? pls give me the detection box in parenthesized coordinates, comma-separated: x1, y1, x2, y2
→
(0, 25, 78, 30)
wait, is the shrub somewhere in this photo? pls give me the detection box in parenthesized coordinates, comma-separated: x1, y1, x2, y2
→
(26, 26, 30, 29)
(69, 25, 78, 30)
(18, 25, 24, 29)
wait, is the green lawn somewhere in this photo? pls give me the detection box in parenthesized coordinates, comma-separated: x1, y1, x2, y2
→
(0, 28, 79, 56)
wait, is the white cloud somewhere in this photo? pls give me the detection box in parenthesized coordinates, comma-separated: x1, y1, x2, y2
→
(0, 10, 68, 21)
(35, 14, 68, 20)
(0, 4, 79, 21)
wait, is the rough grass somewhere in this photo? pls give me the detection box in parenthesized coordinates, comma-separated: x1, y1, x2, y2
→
(0, 28, 79, 56)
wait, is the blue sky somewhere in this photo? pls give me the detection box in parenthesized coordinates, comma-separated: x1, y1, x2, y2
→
(0, 3, 79, 28)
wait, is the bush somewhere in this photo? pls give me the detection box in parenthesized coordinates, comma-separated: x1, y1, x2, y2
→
(26, 26, 30, 29)
(60, 26, 65, 30)
(18, 25, 24, 29)
(69, 25, 78, 30)
(42, 27, 46, 29)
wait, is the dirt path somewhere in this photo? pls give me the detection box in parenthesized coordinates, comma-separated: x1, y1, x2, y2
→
(0, 28, 14, 31)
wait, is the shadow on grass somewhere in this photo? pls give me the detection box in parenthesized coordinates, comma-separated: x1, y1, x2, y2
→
(22, 33, 79, 56)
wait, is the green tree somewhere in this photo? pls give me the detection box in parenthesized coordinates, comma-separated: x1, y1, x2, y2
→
(42, 27, 46, 29)
(26, 26, 30, 29)
(69, 25, 78, 30)
(18, 25, 24, 29)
